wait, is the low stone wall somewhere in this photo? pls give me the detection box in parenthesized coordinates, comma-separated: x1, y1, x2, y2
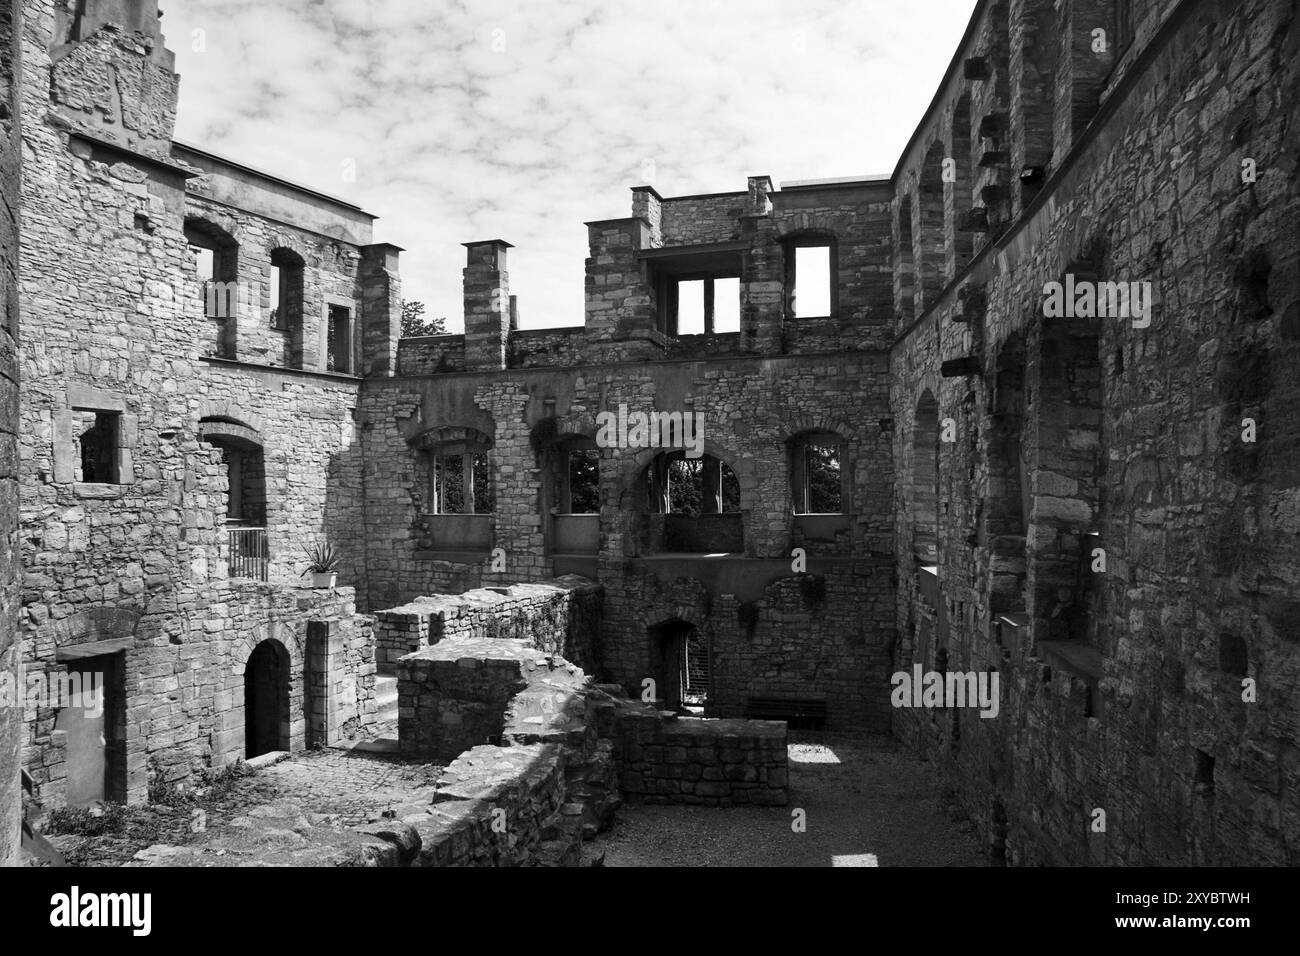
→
(374, 575, 601, 670)
(613, 710, 788, 806)
(415, 743, 577, 866)
(397, 638, 548, 761)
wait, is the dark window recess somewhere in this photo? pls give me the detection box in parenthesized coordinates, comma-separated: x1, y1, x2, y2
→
(74, 410, 120, 483)
(1194, 750, 1215, 797)
(567, 447, 600, 514)
(269, 249, 304, 331)
(327, 305, 353, 373)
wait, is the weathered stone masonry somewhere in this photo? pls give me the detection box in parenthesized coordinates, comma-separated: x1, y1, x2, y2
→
(16, 0, 380, 815)
(5, 0, 1299, 872)
(890, 0, 1300, 865)
(0, 0, 21, 868)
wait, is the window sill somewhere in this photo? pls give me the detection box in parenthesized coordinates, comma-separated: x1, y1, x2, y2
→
(74, 482, 127, 499)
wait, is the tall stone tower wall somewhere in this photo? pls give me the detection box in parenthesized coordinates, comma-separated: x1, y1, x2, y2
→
(0, 0, 21, 868)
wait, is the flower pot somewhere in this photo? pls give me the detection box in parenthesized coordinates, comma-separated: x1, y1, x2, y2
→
(311, 571, 337, 588)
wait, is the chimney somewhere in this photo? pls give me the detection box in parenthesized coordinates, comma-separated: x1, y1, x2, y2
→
(462, 240, 512, 370)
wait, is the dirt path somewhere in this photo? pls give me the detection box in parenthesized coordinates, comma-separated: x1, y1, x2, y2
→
(584, 732, 988, 867)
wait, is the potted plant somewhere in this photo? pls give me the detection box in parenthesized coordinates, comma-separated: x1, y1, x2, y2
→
(302, 542, 341, 588)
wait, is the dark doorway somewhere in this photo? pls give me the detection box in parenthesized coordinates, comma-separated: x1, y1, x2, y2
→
(245, 640, 290, 758)
(648, 620, 709, 712)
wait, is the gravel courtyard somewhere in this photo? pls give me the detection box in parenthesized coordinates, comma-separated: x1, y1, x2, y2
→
(583, 732, 988, 867)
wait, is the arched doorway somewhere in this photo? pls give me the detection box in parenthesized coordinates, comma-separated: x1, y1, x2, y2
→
(244, 640, 290, 758)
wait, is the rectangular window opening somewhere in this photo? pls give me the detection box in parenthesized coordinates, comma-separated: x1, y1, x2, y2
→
(73, 409, 122, 484)
(677, 279, 706, 335)
(794, 440, 842, 514)
(327, 305, 353, 373)
(567, 448, 600, 514)
(793, 245, 832, 318)
(713, 277, 740, 332)
(431, 451, 494, 514)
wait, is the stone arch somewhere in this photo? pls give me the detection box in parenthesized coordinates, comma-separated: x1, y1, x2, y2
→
(407, 424, 494, 452)
(912, 389, 940, 562)
(243, 637, 292, 758)
(195, 400, 266, 437)
(231, 622, 303, 677)
(197, 418, 262, 450)
(782, 413, 863, 445)
(263, 231, 315, 267)
(615, 435, 757, 502)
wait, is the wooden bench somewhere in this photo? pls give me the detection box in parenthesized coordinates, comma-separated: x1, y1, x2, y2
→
(745, 697, 828, 730)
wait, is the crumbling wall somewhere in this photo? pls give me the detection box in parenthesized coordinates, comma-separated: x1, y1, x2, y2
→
(375, 576, 602, 671)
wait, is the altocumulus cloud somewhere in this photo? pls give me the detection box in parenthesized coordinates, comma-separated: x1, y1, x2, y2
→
(168, 0, 975, 330)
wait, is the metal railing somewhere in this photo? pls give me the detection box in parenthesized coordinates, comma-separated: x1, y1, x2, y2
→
(228, 525, 268, 580)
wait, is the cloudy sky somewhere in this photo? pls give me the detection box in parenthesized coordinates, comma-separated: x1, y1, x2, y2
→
(166, 0, 977, 331)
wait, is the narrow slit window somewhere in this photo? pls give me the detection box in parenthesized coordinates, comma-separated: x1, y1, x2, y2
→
(327, 305, 353, 373)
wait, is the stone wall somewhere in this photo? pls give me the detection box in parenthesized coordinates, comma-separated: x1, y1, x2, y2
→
(358, 343, 897, 728)
(616, 712, 788, 807)
(0, 0, 19, 868)
(889, 0, 1300, 866)
(375, 576, 601, 671)
(14, 0, 384, 803)
(22, 584, 377, 807)
(397, 637, 549, 760)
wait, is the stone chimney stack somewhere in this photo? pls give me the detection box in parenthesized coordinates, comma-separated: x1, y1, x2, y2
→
(463, 240, 512, 370)
(746, 175, 774, 217)
(358, 244, 403, 377)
